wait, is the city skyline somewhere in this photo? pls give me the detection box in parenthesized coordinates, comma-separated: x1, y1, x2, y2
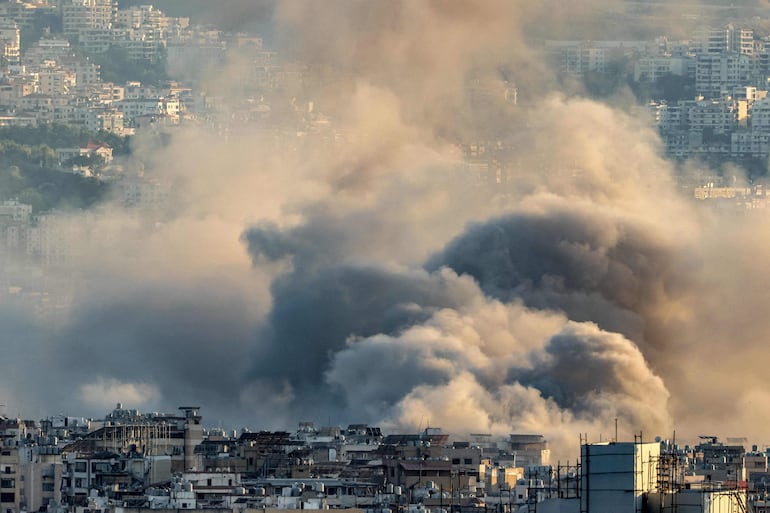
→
(3, 0, 770, 476)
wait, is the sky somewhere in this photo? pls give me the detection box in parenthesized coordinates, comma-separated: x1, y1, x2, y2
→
(2, 0, 770, 460)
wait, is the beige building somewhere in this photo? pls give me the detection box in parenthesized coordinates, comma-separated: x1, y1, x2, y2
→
(0, 21, 20, 65)
(38, 67, 76, 95)
(19, 446, 63, 512)
(62, 0, 114, 38)
(0, 445, 21, 513)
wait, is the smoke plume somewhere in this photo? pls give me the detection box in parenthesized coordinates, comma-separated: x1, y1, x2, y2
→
(0, 0, 766, 458)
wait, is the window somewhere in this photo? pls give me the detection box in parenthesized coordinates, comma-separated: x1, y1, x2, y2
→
(464, 459, 473, 465)
(452, 459, 460, 464)
(0, 493, 14, 503)
(74, 462, 86, 473)
(0, 480, 13, 489)
(42, 484, 54, 492)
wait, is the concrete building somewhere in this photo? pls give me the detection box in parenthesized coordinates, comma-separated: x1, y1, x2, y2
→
(580, 441, 661, 513)
(689, 98, 742, 134)
(115, 96, 179, 125)
(647, 489, 747, 513)
(731, 130, 770, 158)
(546, 41, 609, 73)
(695, 24, 754, 56)
(743, 448, 768, 482)
(18, 446, 62, 512)
(0, 1, 49, 29)
(750, 95, 770, 130)
(0, 21, 20, 66)
(0, 443, 21, 513)
(114, 4, 165, 31)
(634, 55, 692, 82)
(692, 437, 746, 484)
(546, 40, 647, 74)
(38, 67, 76, 96)
(509, 434, 551, 467)
(695, 52, 753, 98)
(61, 0, 115, 39)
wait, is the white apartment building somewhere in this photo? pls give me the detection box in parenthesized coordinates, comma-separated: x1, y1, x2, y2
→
(731, 130, 770, 158)
(0, 200, 31, 222)
(61, 0, 114, 38)
(750, 96, 770, 130)
(71, 59, 100, 86)
(546, 40, 648, 74)
(38, 67, 76, 96)
(581, 442, 661, 513)
(114, 4, 166, 31)
(76, 27, 112, 53)
(695, 52, 754, 98)
(634, 55, 692, 82)
(546, 41, 608, 73)
(649, 100, 697, 131)
(18, 446, 62, 512)
(695, 24, 754, 55)
(689, 98, 741, 133)
(0, 20, 20, 65)
(0, 1, 45, 29)
(22, 38, 71, 68)
(26, 213, 80, 267)
(0, 444, 21, 513)
(115, 96, 179, 125)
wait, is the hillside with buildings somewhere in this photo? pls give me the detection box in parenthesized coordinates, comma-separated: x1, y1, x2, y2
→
(2, 6, 770, 513)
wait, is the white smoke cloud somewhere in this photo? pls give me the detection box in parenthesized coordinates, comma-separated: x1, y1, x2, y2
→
(79, 378, 161, 412)
(326, 291, 671, 457)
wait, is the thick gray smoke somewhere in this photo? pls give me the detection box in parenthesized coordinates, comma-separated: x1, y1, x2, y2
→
(425, 201, 695, 358)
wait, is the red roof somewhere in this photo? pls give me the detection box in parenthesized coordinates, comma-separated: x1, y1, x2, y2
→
(83, 141, 111, 151)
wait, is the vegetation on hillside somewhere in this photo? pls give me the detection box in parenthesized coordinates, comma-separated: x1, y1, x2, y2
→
(90, 45, 169, 87)
(0, 124, 126, 212)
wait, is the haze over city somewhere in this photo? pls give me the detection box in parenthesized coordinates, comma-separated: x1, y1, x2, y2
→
(2, 0, 770, 471)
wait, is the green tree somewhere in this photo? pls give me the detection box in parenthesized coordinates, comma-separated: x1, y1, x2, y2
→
(0, 123, 131, 156)
(90, 45, 168, 86)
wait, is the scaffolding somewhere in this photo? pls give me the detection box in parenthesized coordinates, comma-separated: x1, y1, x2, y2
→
(635, 433, 643, 513)
(526, 466, 552, 513)
(556, 461, 581, 500)
(580, 434, 589, 513)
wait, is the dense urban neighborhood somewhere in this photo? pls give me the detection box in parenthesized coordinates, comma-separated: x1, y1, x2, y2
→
(0, 405, 766, 513)
(1, 3, 770, 513)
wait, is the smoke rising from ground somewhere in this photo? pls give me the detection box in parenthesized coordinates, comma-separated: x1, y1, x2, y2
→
(0, 0, 766, 456)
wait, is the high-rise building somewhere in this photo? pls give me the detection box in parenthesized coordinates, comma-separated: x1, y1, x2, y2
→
(695, 24, 754, 56)
(61, 0, 114, 38)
